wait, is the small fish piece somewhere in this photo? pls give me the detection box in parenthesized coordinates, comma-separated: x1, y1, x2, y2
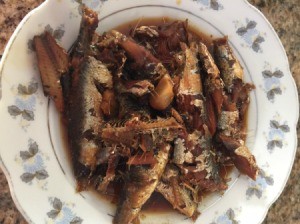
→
(156, 165, 198, 218)
(174, 131, 227, 193)
(134, 26, 159, 38)
(113, 144, 170, 224)
(101, 117, 183, 150)
(218, 134, 258, 180)
(116, 80, 154, 97)
(110, 30, 169, 82)
(100, 89, 118, 118)
(198, 42, 224, 116)
(176, 42, 205, 131)
(133, 21, 189, 73)
(33, 31, 69, 112)
(177, 42, 203, 96)
(68, 56, 113, 176)
(214, 37, 243, 92)
(97, 155, 120, 193)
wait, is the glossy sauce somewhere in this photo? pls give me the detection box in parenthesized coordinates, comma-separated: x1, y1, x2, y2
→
(114, 17, 214, 47)
(97, 18, 218, 213)
(62, 18, 236, 213)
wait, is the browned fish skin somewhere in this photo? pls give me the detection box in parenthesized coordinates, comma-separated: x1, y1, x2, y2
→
(156, 165, 197, 217)
(174, 41, 225, 196)
(214, 37, 243, 92)
(70, 6, 99, 64)
(214, 38, 259, 180)
(68, 56, 113, 178)
(110, 30, 170, 82)
(176, 42, 205, 131)
(33, 32, 69, 112)
(198, 42, 224, 116)
(218, 134, 258, 180)
(113, 144, 170, 224)
(101, 117, 183, 150)
(132, 21, 189, 73)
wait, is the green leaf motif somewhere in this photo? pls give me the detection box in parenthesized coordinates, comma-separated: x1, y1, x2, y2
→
(279, 124, 290, 132)
(270, 120, 280, 129)
(273, 70, 284, 78)
(246, 20, 257, 29)
(47, 209, 60, 219)
(262, 70, 273, 78)
(20, 173, 35, 183)
(265, 176, 274, 186)
(28, 82, 38, 94)
(8, 105, 22, 116)
(210, 0, 220, 10)
(35, 170, 49, 180)
(53, 198, 63, 211)
(29, 142, 39, 155)
(20, 151, 33, 161)
(236, 27, 247, 36)
(22, 110, 34, 121)
(70, 217, 83, 224)
(226, 208, 235, 220)
(267, 140, 276, 150)
(18, 84, 28, 95)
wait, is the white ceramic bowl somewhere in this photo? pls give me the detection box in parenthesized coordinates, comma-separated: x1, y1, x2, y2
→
(0, 0, 298, 223)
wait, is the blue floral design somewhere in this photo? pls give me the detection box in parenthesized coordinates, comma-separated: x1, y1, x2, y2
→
(193, 0, 224, 10)
(262, 69, 284, 102)
(19, 140, 49, 185)
(267, 119, 290, 152)
(83, 0, 107, 8)
(246, 169, 274, 199)
(47, 198, 83, 224)
(211, 208, 239, 224)
(8, 82, 38, 129)
(235, 19, 265, 52)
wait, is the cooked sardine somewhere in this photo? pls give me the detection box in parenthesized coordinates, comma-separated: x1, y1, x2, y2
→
(33, 32, 69, 112)
(214, 37, 243, 92)
(156, 165, 198, 217)
(198, 42, 224, 116)
(113, 144, 170, 224)
(68, 56, 113, 178)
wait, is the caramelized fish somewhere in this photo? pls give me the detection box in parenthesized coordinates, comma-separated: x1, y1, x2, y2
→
(213, 37, 243, 92)
(68, 56, 112, 177)
(113, 144, 170, 224)
(101, 117, 183, 150)
(156, 165, 197, 218)
(198, 42, 224, 116)
(214, 38, 258, 180)
(33, 8, 259, 222)
(33, 32, 69, 112)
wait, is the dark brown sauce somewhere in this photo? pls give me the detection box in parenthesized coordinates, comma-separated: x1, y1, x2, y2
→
(61, 18, 236, 214)
(114, 17, 214, 47)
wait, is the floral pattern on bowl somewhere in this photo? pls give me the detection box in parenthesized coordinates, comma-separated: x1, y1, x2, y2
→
(0, 0, 298, 224)
(15, 139, 50, 190)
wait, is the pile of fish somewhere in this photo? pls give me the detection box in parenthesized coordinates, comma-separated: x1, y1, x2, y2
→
(33, 6, 259, 224)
